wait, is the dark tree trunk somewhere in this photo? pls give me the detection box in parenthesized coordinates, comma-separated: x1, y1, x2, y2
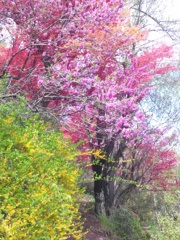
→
(92, 158, 117, 216)
(103, 163, 116, 216)
(92, 106, 107, 215)
(92, 158, 105, 215)
(92, 106, 128, 215)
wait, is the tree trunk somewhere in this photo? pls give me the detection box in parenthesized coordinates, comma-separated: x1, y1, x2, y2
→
(103, 166, 116, 216)
(92, 160, 116, 216)
(92, 162, 105, 215)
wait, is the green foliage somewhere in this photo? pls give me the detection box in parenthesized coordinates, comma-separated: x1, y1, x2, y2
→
(0, 100, 84, 239)
(126, 187, 180, 240)
(126, 189, 156, 222)
(0, 74, 8, 95)
(150, 215, 180, 240)
(149, 189, 180, 240)
(100, 207, 149, 240)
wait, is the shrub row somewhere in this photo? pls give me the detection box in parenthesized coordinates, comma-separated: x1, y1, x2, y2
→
(0, 100, 84, 239)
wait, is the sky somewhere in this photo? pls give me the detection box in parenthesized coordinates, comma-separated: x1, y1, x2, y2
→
(137, 0, 180, 56)
(166, 0, 180, 20)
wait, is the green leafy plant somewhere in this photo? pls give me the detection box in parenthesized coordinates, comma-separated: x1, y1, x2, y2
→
(126, 186, 180, 240)
(150, 214, 180, 240)
(0, 100, 84, 239)
(100, 207, 149, 240)
(148, 189, 180, 240)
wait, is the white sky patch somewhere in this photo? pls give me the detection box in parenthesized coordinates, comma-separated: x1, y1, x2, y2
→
(0, 18, 16, 46)
(165, 0, 180, 20)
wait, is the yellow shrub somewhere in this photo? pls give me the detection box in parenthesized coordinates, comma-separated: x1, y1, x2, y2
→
(0, 101, 84, 239)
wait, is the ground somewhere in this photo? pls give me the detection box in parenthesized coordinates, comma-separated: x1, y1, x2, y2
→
(67, 198, 110, 240)
(81, 203, 108, 240)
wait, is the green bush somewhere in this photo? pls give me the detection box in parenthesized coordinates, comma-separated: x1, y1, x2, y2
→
(150, 215, 180, 240)
(100, 207, 149, 240)
(126, 189, 157, 222)
(148, 189, 180, 240)
(0, 100, 84, 239)
(126, 188, 180, 240)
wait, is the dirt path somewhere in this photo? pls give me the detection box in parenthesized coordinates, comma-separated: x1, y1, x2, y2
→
(81, 204, 107, 240)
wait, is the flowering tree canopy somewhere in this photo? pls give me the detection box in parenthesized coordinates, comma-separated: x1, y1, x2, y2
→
(0, 0, 179, 215)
